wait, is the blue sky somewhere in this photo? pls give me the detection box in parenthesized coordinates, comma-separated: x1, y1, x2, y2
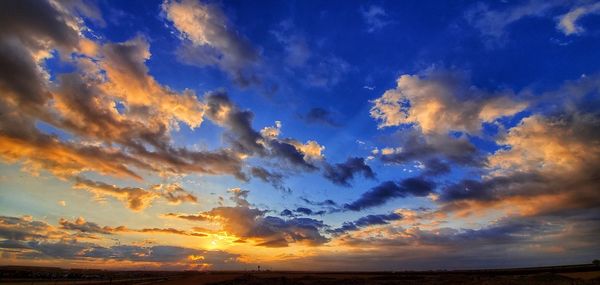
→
(0, 0, 599, 270)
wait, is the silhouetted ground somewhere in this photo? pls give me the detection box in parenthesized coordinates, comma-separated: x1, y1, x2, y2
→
(2, 265, 600, 284)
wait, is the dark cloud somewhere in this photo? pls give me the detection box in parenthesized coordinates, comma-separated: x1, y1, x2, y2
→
(301, 198, 338, 207)
(304, 107, 340, 127)
(0, 8, 250, 185)
(204, 92, 319, 171)
(280, 209, 294, 217)
(169, 204, 329, 247)
(295, 207, 313, 215)
(345, 177, 436, 211)
(421, 158, 451, 176)
(268, 139, 318, 170)
(163, 212, 210, 222)
(204, 92, 265, 156)
(228, 188, 250, 207)
(250, 166, 287, 191)
(380, 130, 484, 168)
(329, 212, 402, 235)
(59, 218, 113, 235)
(0, 216, 53, 241)
(324, 157, 375, 187)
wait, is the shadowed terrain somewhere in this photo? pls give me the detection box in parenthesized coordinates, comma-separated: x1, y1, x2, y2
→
(2, 265, 600, 285)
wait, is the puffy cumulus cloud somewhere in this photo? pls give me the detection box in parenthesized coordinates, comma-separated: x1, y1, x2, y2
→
(99, 36, 206, 129)
(345, 177, 436, 211)
(370, 72, 527, 134)
(438, 114, 600, 218)
(490, 114, 599, 175)
(167, 190, 329, 247)
(284, 140, 325, 162)
(0, 0, 88, 110)
(203, 206, 329, 247)
(73, 177, 197, 211)
(260, 121, 282, 138)
(1, 3, 326, 194)
(329, 212, 402, 235)
(0, 0, 255, 186)
(203, 92, 323, 170)
(323, 157, 375, 187)
(162, 0, 259, 86)
(431, 73, 600, 219)
(557, 2, 600, 35)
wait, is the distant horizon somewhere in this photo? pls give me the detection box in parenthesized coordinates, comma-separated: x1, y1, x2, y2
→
(2, 262, 599, 273)
(1, 0, 599, 271)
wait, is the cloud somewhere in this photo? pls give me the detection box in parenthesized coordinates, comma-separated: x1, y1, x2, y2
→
(0, 3, 251, 183)
(329, 212, 402, 234)
(420, 158, 451, 176)
(160, 183, 198, 205)
(345, 177, 436, 211)
(323, 157, 375, 187)
(280, 209, 294, 217)
(272, 23, 351, 88)
(204, 92, 323, 170)
(250, 166, 287, 191)
(557, 2, 600, 35)
(370, 71, 527, 134)
(73, 177, 197, 211)
(439, 113, 600, 217)
(304, 107, 340, 127)
(377, 129, 484, 169)
(167, 201, 329, 247)
(295, 207, 313, 215)
(361, 5, 390, 33)
(162, 0, 259, 86)
(0, 216, 57, 241)
(58, 217, 208, 237)
(4, 239, 238, 269)
(59, 217, 113, 235)
(228, 188, 250, 207)
(465, 0, 563, 46)
(301, 198, 338, 207)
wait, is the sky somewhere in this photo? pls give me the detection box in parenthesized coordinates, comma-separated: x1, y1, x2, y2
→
(0, 0, 599, 271)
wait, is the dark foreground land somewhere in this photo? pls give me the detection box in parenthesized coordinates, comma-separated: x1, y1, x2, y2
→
(1, 264, 600, 285)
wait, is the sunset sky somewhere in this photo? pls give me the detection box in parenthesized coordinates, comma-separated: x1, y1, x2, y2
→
(1, 0, 599, 271)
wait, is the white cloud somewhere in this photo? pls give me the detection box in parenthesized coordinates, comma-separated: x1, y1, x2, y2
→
(557, 2, 600, 35)
(370, 72, 527, 134)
